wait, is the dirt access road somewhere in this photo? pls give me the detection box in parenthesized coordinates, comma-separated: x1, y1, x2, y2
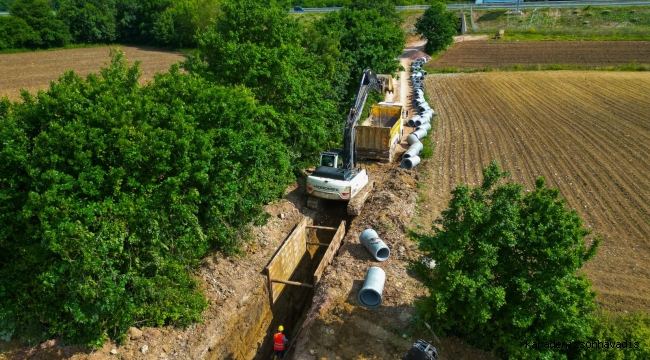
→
(0, 46, 185, 101)
(420, 71, 650, 314)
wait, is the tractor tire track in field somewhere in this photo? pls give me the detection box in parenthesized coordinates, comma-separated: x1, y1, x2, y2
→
(421, 71, 650, 313)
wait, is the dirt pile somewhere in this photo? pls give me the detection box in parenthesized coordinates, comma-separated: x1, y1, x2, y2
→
(292, 165, 426, 359)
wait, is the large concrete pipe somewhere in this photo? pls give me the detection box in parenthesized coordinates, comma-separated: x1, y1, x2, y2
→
(407, 115, 421, 127)
(414, 116, 431, 127)
(358, 267, 386, 308)
(406, 133, 420, 145)
(401, 155, 421, 170)
(416, 123, 432, 132)
(413, 128, 428, 140)
(359, 229, 391, 262)
(403, 141, 423, 159)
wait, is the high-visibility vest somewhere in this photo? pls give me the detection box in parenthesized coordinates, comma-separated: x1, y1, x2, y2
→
(273, 333, 285, 351)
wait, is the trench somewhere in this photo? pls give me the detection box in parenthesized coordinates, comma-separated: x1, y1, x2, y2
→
(209, 199, 352, 360)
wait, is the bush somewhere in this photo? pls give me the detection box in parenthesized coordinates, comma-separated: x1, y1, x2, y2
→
(415, 1, 459, 54)
(411, 161, 600, 359)
(582, 312, 650, 360)
(0, 50, 292, 346)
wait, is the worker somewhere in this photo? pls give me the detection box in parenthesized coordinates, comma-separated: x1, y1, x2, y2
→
(273, 325, 289, 359)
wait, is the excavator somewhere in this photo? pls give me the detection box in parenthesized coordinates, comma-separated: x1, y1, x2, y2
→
(305, 69, 393, 215)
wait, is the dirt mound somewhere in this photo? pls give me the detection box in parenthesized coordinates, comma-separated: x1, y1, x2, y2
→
(292, 165, 425, 359)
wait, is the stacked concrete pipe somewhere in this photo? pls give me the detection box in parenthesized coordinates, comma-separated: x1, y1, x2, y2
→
(401, 155, 421, 170)
(403, 140, 423, 159)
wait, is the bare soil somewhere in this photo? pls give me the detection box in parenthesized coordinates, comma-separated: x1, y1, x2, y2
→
(0, 46, 185, 101)
(427, 41, 650, 70)
(418, 71, 650, 314)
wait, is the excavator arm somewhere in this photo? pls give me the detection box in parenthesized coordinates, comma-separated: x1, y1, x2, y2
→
(341, 69, 393, 171)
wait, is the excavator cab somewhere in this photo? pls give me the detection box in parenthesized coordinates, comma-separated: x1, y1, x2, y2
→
(319, 149, 343, 168)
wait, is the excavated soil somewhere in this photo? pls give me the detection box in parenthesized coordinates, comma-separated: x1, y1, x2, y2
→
(0, 46, 185, 101)
(427, 41, 650, 70)
(419, 71, 650, 314)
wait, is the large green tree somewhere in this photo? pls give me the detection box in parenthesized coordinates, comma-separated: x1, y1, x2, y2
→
(189, 0, 340, 170)
(312, 1, 404, 103)
(56, 0, 117, 43)
(10, 0, 71, 47)
(415, 1, 458, 54)
(0, 51, 292, 346)
(0, 15, 39, 49)
(412, 162, 600, 359)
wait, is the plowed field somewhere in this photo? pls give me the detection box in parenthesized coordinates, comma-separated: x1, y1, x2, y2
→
(422, 71, 650, 313)
(427, 41, 650, 70)
(0, 46, 185, 101)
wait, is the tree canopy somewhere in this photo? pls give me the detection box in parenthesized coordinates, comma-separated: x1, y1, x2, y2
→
(412, 162, 601, 359)
(0, 51, 292, 346)
(189, 0, 342, 170)
(415, 1, 459, 54)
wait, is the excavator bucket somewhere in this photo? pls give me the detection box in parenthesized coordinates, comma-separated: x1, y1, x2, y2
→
(376, 74, 394, 94)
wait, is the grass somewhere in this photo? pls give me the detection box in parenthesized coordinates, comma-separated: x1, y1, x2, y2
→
(464, 6, 650, 41)
(430, 62, 650, 74)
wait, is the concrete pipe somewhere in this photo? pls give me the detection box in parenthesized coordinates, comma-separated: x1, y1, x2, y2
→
(413, 128, 428, 140)
(359, 229, 391, 262)
(416, 123, 432, 132)
(358, 267, 386, 308)
(406, 133, 420, 145)
(415, 116, 430, 127)
(418, 104, 430, 112)
(403, 141, 423, 159)
(401, 155, 421, 170)
(407, 115, 421, 127)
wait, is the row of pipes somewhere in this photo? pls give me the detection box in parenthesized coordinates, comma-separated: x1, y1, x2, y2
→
(402, 57, 433, 170)
(357, 57, 432, 309)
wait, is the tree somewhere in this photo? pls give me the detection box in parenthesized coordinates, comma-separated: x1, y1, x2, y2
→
(190, 0, 341, 170)
(0, 50, 292, 346)
(412, 162, 601, 359)
(114, 0, 171, 44)
(10, 0, 71, 47)
(312, 2, 404, 105)
(414, 1, 458, 54)
(57, 0, 117, 43)
(0, 15, 39, 49)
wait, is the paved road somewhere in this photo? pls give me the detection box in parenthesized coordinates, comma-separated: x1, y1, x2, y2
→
(290, 0, 650, 13)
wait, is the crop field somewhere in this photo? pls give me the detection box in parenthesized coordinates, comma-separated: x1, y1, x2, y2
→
(426, 41, 650, 70)
(421, 71, 650, 313)
(0, 46, 185, 101)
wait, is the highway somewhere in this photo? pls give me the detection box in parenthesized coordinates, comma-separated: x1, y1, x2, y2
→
(289, 0, 650, 12)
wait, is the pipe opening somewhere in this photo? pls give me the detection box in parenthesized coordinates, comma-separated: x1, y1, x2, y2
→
(376, 248, 390, 261)
(359, 290, 381, 307)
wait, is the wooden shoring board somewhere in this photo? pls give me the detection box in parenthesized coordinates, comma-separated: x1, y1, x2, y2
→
(265, 217, 307, 305)
(313, 220, 346, 285)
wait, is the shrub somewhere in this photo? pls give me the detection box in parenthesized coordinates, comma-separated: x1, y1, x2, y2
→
(411, 161, 600, 359)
